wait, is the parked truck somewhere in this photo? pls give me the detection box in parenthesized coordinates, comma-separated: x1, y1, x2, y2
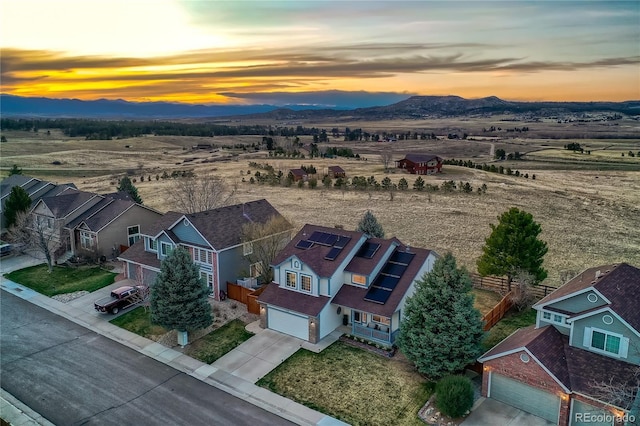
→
(94, 285, 149, 314)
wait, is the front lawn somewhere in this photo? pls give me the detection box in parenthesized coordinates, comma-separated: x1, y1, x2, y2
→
(109, 306, 167, 339)
(185, 319, 254, 364)
(257, 342, 432, 426)
(4, 264, 117, 296)
(482, 308, 537, 350)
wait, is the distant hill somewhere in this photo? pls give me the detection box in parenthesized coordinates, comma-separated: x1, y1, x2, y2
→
(0, 94, 333, 119)
(1, 94, 638, 120)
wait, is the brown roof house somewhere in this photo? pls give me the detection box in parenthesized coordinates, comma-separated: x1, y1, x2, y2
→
(118, 199, 291, 300)
(327, 166, 346, 179)
(288, 168, 308, 182)
(478, 263, 640, 425)
(258, 224, 438, 344)
(396, 154, 443, 175)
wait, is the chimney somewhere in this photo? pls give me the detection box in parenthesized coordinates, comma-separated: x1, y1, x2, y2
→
(595, 270, 601, 279)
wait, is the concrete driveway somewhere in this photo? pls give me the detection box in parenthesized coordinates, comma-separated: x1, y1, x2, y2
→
(461, 398, 555, 426)
(0, 252, 45, 274)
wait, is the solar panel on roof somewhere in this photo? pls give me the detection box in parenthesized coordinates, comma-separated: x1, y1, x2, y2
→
(295, 240, 314, 250)
(324, 246, 342, 261)
(378, 275, 400, 291)
(382, 263, 407, 277)
(308, 231, 324, 243)
(364, 286, 392, 304)
(357, 242, 381, 259)
(334, 236, 351, 249)
(390, 251, 415, 265)
(324, 233, 339, 246)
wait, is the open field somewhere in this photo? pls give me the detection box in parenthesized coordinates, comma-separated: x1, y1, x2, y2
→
(1, 121, 638, 287)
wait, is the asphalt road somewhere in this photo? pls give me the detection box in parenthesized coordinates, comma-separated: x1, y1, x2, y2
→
(0, 291, 293, 426)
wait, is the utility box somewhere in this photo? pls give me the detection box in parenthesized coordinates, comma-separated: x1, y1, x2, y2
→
(177, 331, 188, 347)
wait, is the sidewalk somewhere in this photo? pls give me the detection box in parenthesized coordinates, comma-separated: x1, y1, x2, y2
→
(0, 277, 349, 426)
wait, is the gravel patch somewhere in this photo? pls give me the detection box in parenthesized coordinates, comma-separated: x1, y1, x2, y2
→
(52, 291, 90, 303)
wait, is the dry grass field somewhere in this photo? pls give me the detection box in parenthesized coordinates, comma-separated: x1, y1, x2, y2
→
(2, 122, 638, 288)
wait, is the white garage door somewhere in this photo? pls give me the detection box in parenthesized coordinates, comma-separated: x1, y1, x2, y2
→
(268, 307, 308, 340)
(490, 373, 560, 423)
(571, 400, 614, 426)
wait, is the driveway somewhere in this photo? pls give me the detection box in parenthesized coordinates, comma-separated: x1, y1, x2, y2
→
(461, 398, 555, 426)
(213, 323, 342, 383)
(0, 252, 45, 274)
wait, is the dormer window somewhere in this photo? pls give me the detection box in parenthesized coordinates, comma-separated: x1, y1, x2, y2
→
(148, 238, 158, 252)
(160, 242, 173, 256)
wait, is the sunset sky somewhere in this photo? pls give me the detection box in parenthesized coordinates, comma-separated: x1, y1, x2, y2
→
(1, 0, 639, 107)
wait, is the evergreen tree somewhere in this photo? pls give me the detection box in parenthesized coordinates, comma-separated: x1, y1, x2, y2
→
(356, 210, 384, 238)
(398, 177, 409, 190)
(397, 253, 484, 380)
(9, 164, 22, 175)
(413, 176, 425, 191)
(151, 247, 212, 336)
(117, 176, 143, 204)
(4, 186, 31, 228)
(477, 207, 548, 288)
(381, 176, 393, 191)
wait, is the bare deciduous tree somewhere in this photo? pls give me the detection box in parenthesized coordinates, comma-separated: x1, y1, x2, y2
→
(589, 364, 640, 412)
(380, 150, 394, 171)
(241, 215, 293, 283)
(167, 174, 235, 213)
(508, 269, 537, 311)
(8, 211, 63, 272)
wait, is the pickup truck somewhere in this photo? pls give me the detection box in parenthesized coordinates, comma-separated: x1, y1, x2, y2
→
(94, 285, 149, 314)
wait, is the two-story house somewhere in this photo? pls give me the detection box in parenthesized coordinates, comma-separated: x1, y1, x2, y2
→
(117, 199, 289, 300)
(257, 224, 438, 345)
(395, 154, 443, 175)
(478, 263, 640, 425)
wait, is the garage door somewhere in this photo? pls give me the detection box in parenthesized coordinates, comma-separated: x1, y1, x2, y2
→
(571, 400, 613, 426)
(268, 307, 308, 340)
(143, 269, 158, 286)
(490, 374, 560, 423)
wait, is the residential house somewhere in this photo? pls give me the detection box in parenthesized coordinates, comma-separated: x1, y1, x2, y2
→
(0, 175, 76, 232)
(29, 188, 160, 261)
(478, 263, 640, 425)
(288, 168, 308, 182)
(258, 224, 438, 345)
(118, 199, 289, 300)
(327, 166, 346, 179)
(396, 154, 443, 175)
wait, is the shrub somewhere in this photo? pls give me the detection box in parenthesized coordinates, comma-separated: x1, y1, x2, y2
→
(435, 375, 474, 418)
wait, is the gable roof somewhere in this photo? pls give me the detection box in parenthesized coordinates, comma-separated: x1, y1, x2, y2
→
(332, 244, 432, 317)
(146, 199, 286, 251)
(344, 237, 399, 275)
(402, 154, 442, 164)
(0, 175, 36, 201)
(535, 263, 640, 331)
(328, 166, 345, 173)
(78, 199, 139, 232)
(479, 325, 638, 408)
(289, 168, 307, 177)
(272, 224, 364, 277)
(36, 190, 97, 218)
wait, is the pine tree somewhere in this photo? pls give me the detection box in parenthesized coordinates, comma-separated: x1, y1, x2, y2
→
(397, 253, 484, 380)
(117, 176, 143, 204)
(4, 186, 31, 228)
(151, 247, 212, 336)
(9, 164, 22, 175)
(413, 176, 425, 191)
(398, 177, 408, 190)
(477, 207, 548, 288)
(356, 210, 384, 238)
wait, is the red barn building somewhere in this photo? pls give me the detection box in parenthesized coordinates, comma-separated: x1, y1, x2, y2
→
(396, 154, 443, 175)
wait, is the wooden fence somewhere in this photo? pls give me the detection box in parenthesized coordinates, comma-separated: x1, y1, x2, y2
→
(482, 291, 513, 331)
(471, 273, 558, 300)
(226, 282, 264, 315)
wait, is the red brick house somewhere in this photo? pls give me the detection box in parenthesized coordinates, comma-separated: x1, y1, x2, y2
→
(396, 154, 443, 175)
(478, 263, 640, 425)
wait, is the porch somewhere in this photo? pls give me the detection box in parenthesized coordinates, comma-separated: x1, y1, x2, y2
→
(351, 323, 397, 346)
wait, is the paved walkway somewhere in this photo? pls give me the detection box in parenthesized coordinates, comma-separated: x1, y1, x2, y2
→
(460, 398, 555, 426)
(0, 256, 348, 426)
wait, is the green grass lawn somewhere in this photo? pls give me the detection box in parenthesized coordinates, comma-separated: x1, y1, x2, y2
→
(109, 306, 167, 339)
(4, 264, 117, 296)
(185, 319, 254, 364)
(482, 308, 537, 350)
(257, 342, 432, 426)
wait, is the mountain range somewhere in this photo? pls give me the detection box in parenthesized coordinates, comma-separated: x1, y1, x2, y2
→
(1, 94, 638, 120)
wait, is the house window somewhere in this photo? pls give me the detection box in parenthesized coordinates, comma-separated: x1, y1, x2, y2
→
(372, 315, 390, 325)
(200, 271, 213, 294)
(160, 242, 173, 256)
(352, 274, 366, 285)
(286, 272, 297, 289)
(591, 330, 621, 354)
(127, 225, 141, 246)
(300, 275, 312, 292)
(543, 312, 551, 320)
(353, 311, 367, 324)
(243, 242, 253, 256)
(148, 238, 158, 252)
(80, 231, 95, 249)
(553, 314, 564, 324)
(193, 248, 211, 264)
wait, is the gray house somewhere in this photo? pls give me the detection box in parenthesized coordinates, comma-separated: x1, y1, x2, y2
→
(117, 199, 290, 300)
(479, 263, 640, 425)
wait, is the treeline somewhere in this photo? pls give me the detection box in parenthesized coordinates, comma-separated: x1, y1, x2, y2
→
(444, 158, 536, 179)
